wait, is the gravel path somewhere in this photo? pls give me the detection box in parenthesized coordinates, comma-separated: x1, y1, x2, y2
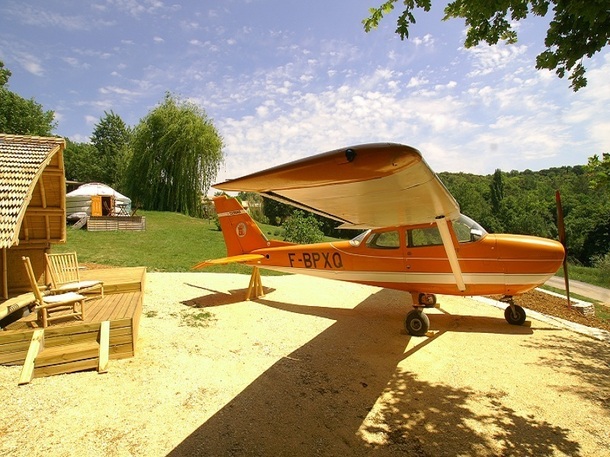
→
(1, 272, 609, 456)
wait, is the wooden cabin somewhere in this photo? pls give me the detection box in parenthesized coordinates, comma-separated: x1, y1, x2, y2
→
(0, 134, 67, 300)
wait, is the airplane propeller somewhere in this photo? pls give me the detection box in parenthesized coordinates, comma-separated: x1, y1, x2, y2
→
(555, 190, 571, 306)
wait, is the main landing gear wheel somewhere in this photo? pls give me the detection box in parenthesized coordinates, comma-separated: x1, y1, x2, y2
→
(504, 304, 526, 326)
(405, 309, 430, 336)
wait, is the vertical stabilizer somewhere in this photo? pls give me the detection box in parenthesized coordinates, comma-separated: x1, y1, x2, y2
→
(213, 195, 269, 256)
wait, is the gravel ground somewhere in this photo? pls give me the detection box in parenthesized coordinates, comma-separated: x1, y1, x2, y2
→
(1, 272, 609, 457)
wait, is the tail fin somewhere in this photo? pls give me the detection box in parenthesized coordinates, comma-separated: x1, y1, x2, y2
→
(214, 195, 269, 256)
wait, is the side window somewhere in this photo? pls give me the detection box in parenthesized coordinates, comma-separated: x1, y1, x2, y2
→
(366, 231, 400, 249)
(453, 219, 472, 243)
(408, 226, 443, 247)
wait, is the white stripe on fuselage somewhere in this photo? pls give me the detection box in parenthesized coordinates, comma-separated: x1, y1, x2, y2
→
(259, 266, 553, 287)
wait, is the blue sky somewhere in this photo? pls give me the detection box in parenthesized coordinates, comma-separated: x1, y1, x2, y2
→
(1, 0, 609, 185)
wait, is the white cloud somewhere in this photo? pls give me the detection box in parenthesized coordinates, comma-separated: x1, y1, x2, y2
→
(465, 43, 528, 77)
(62, 57, 91, 70)
(413, 34, 434, 48)
(106, 0, 165, 17)
(407, 76, 428, 88)
(13, 52, 44, 76)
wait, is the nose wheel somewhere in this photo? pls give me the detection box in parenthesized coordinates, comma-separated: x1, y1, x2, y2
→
(501, 296, 527, 325)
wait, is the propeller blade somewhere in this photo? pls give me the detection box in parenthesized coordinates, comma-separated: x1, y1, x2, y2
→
(555, 190, 571, 306)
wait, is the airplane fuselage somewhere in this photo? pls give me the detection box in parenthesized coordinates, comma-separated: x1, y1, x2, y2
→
(246, 220, 565, 297)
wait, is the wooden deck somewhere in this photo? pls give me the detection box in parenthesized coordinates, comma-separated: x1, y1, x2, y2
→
(0, 267, 145, 381)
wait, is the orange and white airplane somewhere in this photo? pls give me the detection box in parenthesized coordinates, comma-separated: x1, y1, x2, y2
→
(195, 143, 565, 336)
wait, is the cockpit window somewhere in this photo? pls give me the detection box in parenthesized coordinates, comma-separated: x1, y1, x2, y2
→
(407, 226, 443, 247)
(366, 230, 400, 249)
(453, 214, 487, 243)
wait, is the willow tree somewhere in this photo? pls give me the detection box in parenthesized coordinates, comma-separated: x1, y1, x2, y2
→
(125, 93, 223, 217)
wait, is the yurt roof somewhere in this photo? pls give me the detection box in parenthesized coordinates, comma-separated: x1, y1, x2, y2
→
(67, 183, 131, 201)
(0, 134, 66, 249)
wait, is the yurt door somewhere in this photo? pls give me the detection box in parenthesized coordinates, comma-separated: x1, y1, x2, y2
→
(91, 195, 103, 216)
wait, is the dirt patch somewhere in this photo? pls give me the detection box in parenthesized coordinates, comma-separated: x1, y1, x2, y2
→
(495, 289, 610, 332)
(1, 273, 609, 456)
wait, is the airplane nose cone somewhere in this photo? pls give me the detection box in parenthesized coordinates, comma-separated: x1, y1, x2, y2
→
(495, 234, 565, 273)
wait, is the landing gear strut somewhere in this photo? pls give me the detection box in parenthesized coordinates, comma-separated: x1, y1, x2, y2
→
(418, 293, 437, 308)
(501, 296, 527, 326)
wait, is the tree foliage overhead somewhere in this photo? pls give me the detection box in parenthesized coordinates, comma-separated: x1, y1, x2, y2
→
(363, 0, 610, 91)
(0, 60, 56, 135)
(125, 93, 224, 217)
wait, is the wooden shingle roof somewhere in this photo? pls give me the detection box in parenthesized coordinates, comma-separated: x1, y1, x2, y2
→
(0, 134, 66, 249)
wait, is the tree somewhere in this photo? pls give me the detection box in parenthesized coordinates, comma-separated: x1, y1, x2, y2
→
(262, 197, 294, 225)
(282, 210, 325, 244)
(238, 192, 268, 224)
(363, 1, 610, 91)
(90, 111, 132, 188)
(586, 153, 610, 190)
(0, 61, 10, 87)
(0, 61, 56, 135)
(125, 93, 224, 217)
(489, 169, 505, 216)
(63, 139, 103, 182)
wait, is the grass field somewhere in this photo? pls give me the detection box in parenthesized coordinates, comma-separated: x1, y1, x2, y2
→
(53, 211, 257, 274)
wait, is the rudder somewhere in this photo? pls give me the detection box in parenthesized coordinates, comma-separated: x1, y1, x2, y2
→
(213, 195, 269, 256)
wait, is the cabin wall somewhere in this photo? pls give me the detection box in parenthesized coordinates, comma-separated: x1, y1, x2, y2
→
(3, 245, 48, 295)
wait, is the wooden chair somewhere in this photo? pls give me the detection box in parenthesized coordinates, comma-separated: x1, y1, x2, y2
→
(22, 257, 86, 328)
(45, 252, 104, 300)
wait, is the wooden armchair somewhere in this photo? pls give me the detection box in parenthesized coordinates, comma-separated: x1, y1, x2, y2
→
(22, 256, 86, 328)
(45, 252, 104, 300)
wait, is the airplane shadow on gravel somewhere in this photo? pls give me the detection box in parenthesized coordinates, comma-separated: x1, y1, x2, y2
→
(169, 288, 580, 456)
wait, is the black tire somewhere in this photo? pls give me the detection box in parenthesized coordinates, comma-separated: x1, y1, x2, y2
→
(418, 293, 437, 307)
(405, 310, 430, 336)
(504, 305, 526, 325)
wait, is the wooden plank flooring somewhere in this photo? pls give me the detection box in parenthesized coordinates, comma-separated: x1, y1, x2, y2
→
(4, 292, 141, 331)
(0, 267, 145, 371)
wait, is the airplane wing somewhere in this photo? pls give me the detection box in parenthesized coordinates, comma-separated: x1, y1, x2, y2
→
(214, 143, 460, 228)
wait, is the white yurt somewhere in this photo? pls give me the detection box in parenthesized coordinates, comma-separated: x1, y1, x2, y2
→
(66, 183, 132, 221)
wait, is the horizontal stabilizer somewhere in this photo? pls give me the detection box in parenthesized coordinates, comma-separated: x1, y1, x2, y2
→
(192, 254, 265, 270)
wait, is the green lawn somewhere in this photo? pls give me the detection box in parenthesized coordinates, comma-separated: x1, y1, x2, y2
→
(53, 211, 254, 274)
(556, 265, 610, 289)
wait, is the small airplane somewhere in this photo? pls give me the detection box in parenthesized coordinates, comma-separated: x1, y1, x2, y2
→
(195, 143, 565, 336)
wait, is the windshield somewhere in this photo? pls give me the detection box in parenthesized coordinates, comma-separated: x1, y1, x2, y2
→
(349, 230, 371, 247)
(453, 214, 487, 243)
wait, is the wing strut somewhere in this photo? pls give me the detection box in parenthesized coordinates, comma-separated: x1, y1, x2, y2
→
(436, 217, 466, 292)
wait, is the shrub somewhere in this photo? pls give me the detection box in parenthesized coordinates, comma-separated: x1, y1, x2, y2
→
(282, 210, 324, 244)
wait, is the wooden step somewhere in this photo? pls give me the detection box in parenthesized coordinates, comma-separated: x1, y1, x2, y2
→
(36, 340, 99, 367)
(17, 321, 110, 385)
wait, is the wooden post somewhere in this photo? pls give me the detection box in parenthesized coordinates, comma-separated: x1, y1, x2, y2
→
(19, 329, 44, 385)
(98, 321, 110, 374)
(246, 267, 264, 300)
(1, 247, 7, 300)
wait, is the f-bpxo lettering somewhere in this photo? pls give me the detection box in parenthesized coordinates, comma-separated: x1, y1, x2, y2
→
(288, 252, 343, 269)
